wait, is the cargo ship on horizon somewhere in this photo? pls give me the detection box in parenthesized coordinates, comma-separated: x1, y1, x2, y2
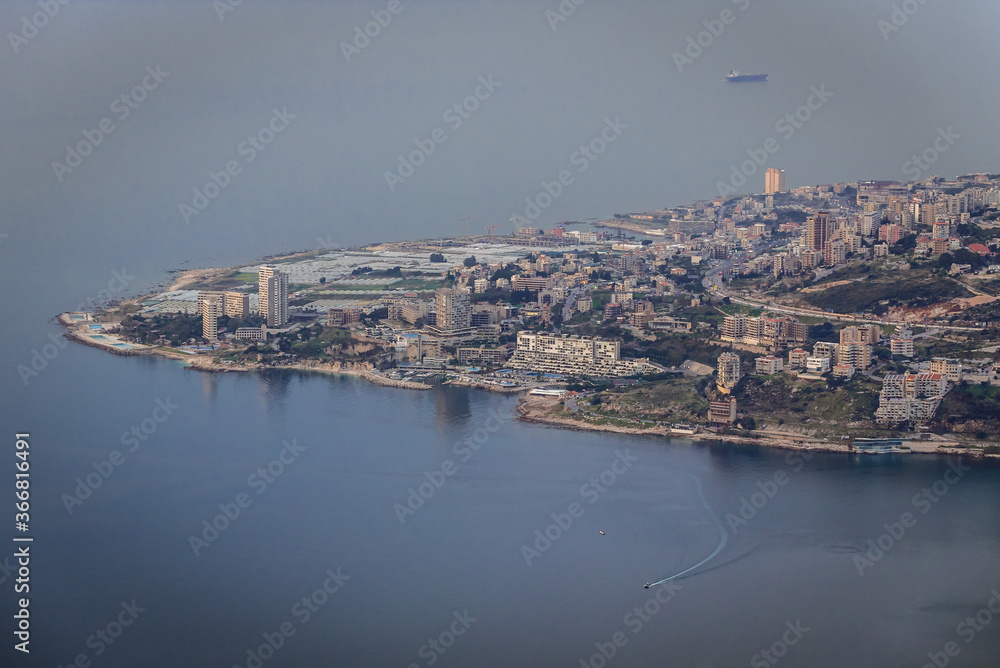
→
(726, 70, 768, 83)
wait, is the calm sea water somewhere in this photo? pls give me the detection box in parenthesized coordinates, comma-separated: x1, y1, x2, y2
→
(3, 2, 1000, 664)
(1, 342, 998, 667)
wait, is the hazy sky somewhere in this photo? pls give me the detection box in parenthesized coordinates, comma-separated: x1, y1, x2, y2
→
(2, 0, 999, 305)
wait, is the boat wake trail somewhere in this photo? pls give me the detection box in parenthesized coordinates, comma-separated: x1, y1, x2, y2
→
(671, 538, 786, 580)
(647, 473, 728, 586)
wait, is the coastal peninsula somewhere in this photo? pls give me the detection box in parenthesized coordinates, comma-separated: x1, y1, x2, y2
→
(60, 171, 1000, 458)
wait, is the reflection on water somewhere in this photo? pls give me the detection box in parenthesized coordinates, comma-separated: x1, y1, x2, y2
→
(435, 382, 472, 425)
(257, 369, 293, 417)
(200, 370, 218, 406)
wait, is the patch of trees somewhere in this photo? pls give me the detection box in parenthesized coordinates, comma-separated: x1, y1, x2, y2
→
(889, 234, 917, 255)
(951, 248, 987, 269)
(368, 266, 403, 277)
(507, 289, 538, 305)
(490, 263, 519, 283)
(117, 313, 205, 346)
(362, 307, 389, 322)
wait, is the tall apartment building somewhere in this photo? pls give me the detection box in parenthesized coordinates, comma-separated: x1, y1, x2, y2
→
(921, 201, 939, 226)
(258, 265, 289, 328)
(202, 295, 221, 342)
(813, 341, 840, 360)
(717, 352, 742, 394)
(224, 291, 250, 318)
(837, 342, 871, 370)
(806, 211, 833, 253)
(197, 291, 226, 316)
(859, 211, 881, 237)
(765, 168, 786, 195)
(428, 288, 472, 337)
(800, 249, 823, 270)
(509, 332, 648, 377)
(824, 239, 847, 266)
(841, 325, 881, 345)
(879, 224, 906, 245)
(835, 326, 878, 371)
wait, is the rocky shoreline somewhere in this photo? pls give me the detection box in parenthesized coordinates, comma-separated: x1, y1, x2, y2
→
(514, 395, 996, 459)
(59, 313, 997, 458)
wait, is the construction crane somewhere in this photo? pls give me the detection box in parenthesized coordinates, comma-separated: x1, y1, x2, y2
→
(509, 216, 521, 235)
(484, 222, 506, 241)
(461, 217, 477, 240)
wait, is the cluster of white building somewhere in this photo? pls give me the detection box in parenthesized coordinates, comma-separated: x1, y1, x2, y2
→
(198, 265, 289, 342)
(721, 315, 808, 351)
(509, 332, 652, 377)
(875, 372, 948, 424)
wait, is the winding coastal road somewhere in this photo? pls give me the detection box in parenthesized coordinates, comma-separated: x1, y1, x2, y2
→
(702, 259, 985, 333)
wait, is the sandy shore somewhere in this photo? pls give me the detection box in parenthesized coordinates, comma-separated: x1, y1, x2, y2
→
(165, 249, 322, 292)
(168, 355, 430, 390)
(166, 267, 232, 292)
